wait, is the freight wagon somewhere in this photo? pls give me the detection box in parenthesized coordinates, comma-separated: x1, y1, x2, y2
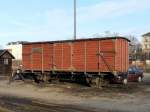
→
(21, 37, 130, 86)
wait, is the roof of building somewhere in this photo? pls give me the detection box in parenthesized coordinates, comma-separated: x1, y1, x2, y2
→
(0, 50, 15, 59)
(23, 36, 130, 45)
(142, 32, 150, 37)
(0, 50, 5, 55)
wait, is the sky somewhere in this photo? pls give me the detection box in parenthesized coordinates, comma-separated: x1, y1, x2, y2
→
(0, 0, 150, 47)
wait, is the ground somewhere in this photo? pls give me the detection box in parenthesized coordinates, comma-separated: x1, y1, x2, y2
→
(0, 73, 150, 112)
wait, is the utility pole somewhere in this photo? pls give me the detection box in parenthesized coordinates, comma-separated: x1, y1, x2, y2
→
(74, 0, 76, 40)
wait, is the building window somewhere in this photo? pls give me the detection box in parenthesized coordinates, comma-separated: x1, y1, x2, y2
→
(145, 38, 148, 42)
(4, 59, 9, 65)
(0, 59, 3, 64)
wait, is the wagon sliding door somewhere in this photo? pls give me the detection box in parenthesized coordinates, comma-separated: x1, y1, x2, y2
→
(86, 41, 99, 73)
(98, 39, 116, 73)
(53, 42, 72, 71)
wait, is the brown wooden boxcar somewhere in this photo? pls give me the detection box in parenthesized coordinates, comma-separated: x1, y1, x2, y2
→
(22, 37, 130, 85)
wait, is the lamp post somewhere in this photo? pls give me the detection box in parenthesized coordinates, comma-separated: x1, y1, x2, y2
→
(74, 0, 76, 40)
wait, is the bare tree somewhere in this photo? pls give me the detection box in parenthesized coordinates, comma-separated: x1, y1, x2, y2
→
(104, 31, 111, 37)
(104, 31, 120, 37)
(127, 35, 139, 46)
(92, 33, 103, 38)
(127, 35, 144, 63)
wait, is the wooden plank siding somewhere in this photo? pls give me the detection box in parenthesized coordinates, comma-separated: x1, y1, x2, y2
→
(0, 50, 14, 76)
(22, 37, 129, 73)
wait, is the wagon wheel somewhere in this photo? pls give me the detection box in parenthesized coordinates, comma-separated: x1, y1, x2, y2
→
(85, 77, 92, 86)
(87, 77, 99, 88)
(43, 74, 51, 83)
(95, 77, 109, 88)
(101, 79, 110, 87)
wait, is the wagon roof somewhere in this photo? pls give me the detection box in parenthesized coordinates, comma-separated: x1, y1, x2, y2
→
(23, 36, 130, 45)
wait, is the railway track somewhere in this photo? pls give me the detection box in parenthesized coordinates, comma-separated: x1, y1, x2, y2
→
(0, 96, 99, 112)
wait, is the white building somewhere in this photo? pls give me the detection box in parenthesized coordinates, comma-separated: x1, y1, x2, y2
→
(6, 41, 23, 60)
(142, 32, 150, 51)
(142, 33, 150, 65)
